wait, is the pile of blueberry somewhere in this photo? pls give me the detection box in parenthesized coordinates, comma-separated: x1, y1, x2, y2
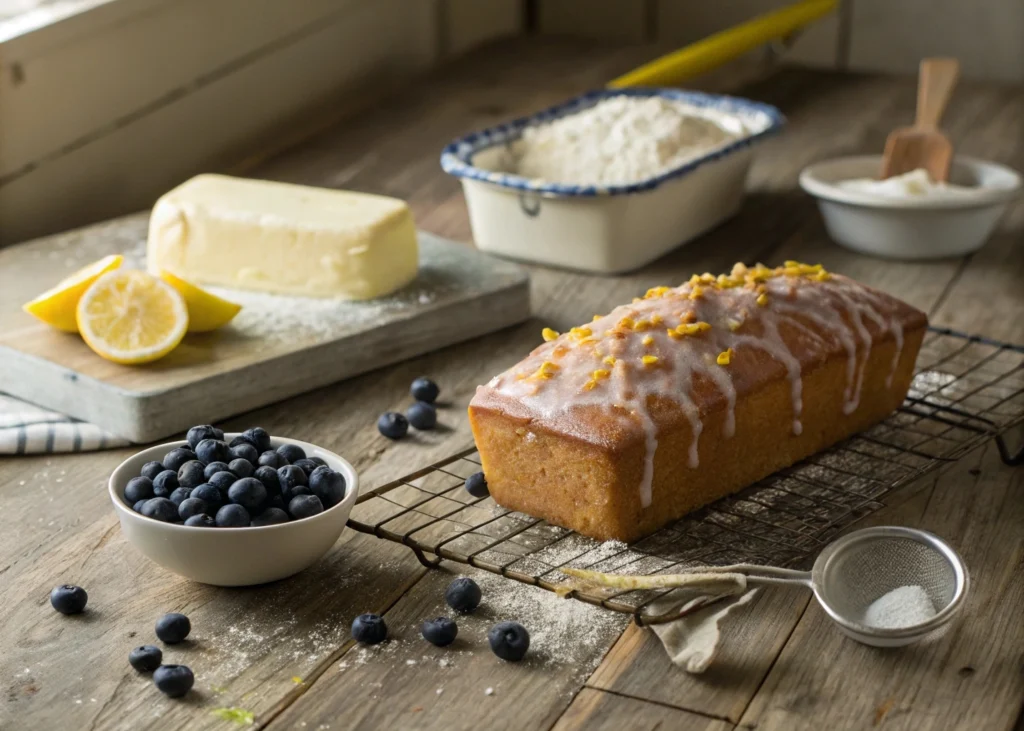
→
(377, 377, 441, 439)
(350, 576, 530, 662)
(125, 425, 347, 527)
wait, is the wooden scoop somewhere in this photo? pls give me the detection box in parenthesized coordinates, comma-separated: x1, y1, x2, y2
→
(881, 58, 960, 181)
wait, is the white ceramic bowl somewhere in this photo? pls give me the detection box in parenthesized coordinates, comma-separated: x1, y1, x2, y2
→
(109, 434, 358, 586)
(800, 155, 1021, 260)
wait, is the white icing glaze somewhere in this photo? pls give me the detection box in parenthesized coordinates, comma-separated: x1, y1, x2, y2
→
(478, 263, 911, 508)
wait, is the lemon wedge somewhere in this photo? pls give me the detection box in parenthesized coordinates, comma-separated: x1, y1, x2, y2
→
(77, 270, 189, 364)
(22, 254, 124, 332)
(159, 271, 242, 332)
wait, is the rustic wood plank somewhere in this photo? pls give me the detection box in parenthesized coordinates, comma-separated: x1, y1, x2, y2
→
(551, 687, 732, 731)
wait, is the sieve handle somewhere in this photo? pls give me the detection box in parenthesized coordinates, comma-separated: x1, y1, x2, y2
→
(703, 564, 812, 588)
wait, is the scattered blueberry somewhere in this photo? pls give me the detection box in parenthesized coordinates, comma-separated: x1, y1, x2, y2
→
(186, 425, 219, 450)
(292, 458, 319, 475)
(50, 584, 88, 615)
(445, 577, 482, 613)
(242, 427, 272, 453)
(155, 612, 191, 644)
(277, 443, 306, 463)
(251, 508, 289, 526)
(216, 504, 250, 527)
(410, 377, 440, 404)
(406, 401, 437, 430)
(228, 477, 267, 512)
(153, 665, 194, 698)
(195, 439, 231, 466)
(229, 434, 259, 451)
(488, 621, 529, 662)
(309, 466, 346, 508)
(464, 472, 489, 499)
(308, 456, 328, 468)
(178, 497, 208, 521)
(124, 476, 154, 504)
(141, 498, 179, 522)
(258, 450, 287, 469)
(133, 499, 148, 513)
(421, 617, 458, 647)
(228, 458, 255, 479)
(129, 644, 162, 672)
(140, 461, 165, 481)
(184, 514, 216, 527)
(152, 470, 179, 498)
(191, 483, 223, 508)
(162, 448, 197, 473)
(351, 614, 387, 644)
(254, 466, 282, 497)
(168, 487, 193, 506)
(377, 412, 408, 439)
(176, 460, 206, 488)
(208, 470, 236, 493)
(278, 465, 308, 493)
(288, 494, 324, 520)
(230, 443, 259, 465)
(204, 461, 230, 479)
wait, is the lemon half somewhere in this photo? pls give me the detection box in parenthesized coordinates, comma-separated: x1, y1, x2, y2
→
(159, 271, 242, 332)
(22, 254, 124, 332)
(77, 270, 189, 364)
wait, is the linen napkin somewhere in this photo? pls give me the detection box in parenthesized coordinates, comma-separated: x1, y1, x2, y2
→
(0, 393, 130, 454)
(648, 589, 759, 673)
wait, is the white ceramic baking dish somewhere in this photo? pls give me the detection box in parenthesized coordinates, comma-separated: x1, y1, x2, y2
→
(441, 88, 783, 274)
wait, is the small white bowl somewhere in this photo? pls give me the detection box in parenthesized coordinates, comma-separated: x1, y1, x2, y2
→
(109, 434, 359, 586)
(799, 155, 1021, 260)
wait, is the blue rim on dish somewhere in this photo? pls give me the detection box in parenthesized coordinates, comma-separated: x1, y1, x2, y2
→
(440, 87, 785, 198)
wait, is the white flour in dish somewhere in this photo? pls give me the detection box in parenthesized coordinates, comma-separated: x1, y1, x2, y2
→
(509, 96, 740, 186)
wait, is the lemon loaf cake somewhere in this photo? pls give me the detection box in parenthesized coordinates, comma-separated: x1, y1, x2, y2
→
(468, 263, 927, 542)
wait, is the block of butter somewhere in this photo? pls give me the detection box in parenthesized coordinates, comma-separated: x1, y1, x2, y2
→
(146, 174, 418, 300)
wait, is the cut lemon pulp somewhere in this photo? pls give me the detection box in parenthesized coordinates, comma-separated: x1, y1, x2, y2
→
(159, 271, 242, 332)
(77, 270, 189, 364)
(22, 254, 124, 332)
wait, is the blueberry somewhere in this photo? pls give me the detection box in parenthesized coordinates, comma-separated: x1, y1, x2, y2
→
(177, 460, 206, 488)
(309, 466, 346, 508)
(216, 504, 250, 527)
(421, 617, 458, 647)
(50, 584, 88, 614)
(129, 644, 162, 672)
(308, 456, 328, 468)
(242, 427, 272, 453)
(265, 494, 287, 512)
(155, 612, 191, 644)
(228, 458, 255, 479)
(168, 487, 193, 506)
(464, 472, 489, 499)
(229, 434, 259, 451)
(254, 466, 282, 497)
(278, 465, 308, 493)
(410, 377, 440, 404)
(153, 664, 194, 698)
(195, 439, 231, 466)
(288, 494, 324, 520)
(377, 412, 408, 439)
(444, 577, 482, 613)
(292, 458, 319, 475)
(124, 476, 154, 504)
(351, 614, 387, 644)
(141, 498, 179, 522)
(186, 425, 219, 450)
(228, 477, 266, 512)
(258, 450, 287, 469)
(163, 448, 197, 473)
(230, 443, 259, 465)
(277, 443, 306, 463)
(251, 507, 290, 526)
(488, 621, 529, 662)
(208, 471, 236, 493)
(406, 401, 437, 430)
(191, 483, 223, 508)
(204, 461, 230, 479)
(178, 497, 208, 521)
(140, 461, 165, 481)
(152, 470, 179, 498)
(133, 499, 148, 513)
(184, 514, 216, 527)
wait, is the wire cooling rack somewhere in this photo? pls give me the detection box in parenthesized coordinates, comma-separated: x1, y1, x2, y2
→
(347, 327, 1024, 624)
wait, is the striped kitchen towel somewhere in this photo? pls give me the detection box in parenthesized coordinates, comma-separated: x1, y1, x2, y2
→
(0, 394, 131, 454)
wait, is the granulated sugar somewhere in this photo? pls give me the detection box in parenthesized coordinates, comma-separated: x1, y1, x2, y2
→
(862, 585, 937, 629)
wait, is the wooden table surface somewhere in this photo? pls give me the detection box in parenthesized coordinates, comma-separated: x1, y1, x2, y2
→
(2, 38, 1022, 731)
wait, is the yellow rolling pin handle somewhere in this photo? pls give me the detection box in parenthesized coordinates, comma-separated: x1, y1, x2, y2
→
(609, 0, 837, 88)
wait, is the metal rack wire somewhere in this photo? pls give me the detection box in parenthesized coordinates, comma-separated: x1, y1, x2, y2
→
(347, 327, 1024, 624)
